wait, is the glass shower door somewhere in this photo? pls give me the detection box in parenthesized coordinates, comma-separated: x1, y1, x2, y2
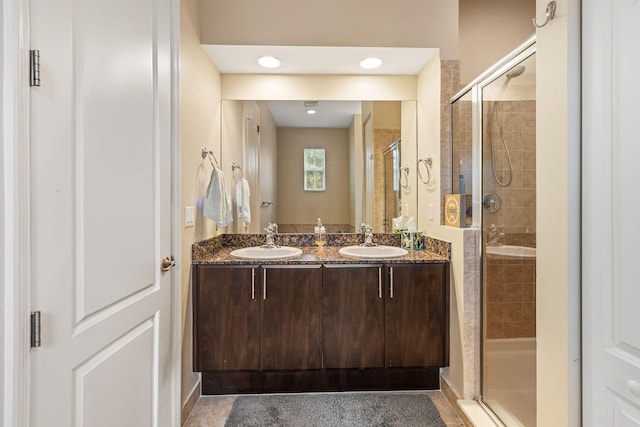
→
(383, 139, 401, 233)
(480, 52, 537, 427)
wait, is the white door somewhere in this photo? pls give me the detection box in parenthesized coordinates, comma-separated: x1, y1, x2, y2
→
(583, 0, 640, 425)
(29, 0, 175, 425)
(244, 102, 261, 233)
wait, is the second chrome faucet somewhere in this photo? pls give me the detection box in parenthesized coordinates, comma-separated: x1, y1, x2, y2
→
(262, 223, 280, 248)
(359, 223, 377, 247)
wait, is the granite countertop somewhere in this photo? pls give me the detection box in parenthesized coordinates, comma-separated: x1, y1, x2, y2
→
(192, 233, 450, 266)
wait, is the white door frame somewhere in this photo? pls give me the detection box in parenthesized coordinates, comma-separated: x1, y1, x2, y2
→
(2, 0, 32, 425)
(0, 0, 182, 424)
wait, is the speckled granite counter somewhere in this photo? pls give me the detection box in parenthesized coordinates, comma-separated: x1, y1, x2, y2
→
(192, 233, 450, 265)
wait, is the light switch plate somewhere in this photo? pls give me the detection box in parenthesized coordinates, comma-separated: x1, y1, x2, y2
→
(428, 203, 434, 221)
(184, 206, 194, 227)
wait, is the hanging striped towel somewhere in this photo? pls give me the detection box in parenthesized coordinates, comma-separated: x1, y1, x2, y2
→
(236, 178, 251, 226)
(203, 168, 233, 227)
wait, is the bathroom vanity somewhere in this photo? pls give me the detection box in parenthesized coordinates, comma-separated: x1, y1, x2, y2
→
(192, 233, 450, 394)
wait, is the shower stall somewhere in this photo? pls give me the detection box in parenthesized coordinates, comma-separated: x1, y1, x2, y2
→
(450, 38, 537, 427)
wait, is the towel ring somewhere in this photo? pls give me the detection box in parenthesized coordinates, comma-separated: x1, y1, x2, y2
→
(417, 157, 432, 185)
(400, 165, 410, 189)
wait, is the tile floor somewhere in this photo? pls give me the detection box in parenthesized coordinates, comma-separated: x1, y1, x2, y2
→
(183, 391, 464, 426)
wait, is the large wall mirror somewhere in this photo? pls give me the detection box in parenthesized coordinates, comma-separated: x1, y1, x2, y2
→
(221, 99, 418, 234)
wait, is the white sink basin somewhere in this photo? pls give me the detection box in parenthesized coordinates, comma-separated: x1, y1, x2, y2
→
(486, 245, 536, 259)
(230, 246, 303, 260)
(339, 245, 409, 259)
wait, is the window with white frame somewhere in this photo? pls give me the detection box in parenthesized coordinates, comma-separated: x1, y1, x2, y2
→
(303, 148, 326, 191)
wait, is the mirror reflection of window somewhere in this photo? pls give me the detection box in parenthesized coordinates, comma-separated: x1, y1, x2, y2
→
(304, 148, 326, 191)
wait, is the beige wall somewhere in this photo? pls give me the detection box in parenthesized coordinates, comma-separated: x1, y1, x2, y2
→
(349, 115, 363, 230)
(401, 101, 418, 223)
(459, 0, 536, 83)
(535, 0, 581, 424)
(221, 75, 417, 101)
(200, 0, 459, 59)
(372, 101, 401, 129)
(416, 54, 479, 399)
(220, 100, 243, 233)
(277, 128, 351, 227)
(179, 0, 221, 407)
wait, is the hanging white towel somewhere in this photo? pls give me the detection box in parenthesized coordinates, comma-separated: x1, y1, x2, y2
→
(203, 168, 233, 227)
(236, 178, 251, 226)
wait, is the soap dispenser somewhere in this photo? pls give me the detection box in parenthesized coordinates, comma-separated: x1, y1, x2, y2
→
(314, 218, 326, 247)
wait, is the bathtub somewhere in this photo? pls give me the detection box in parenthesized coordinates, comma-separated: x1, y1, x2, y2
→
(486, 245, 536, 259)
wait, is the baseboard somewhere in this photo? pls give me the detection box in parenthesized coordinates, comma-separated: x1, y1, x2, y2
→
(440, 375, 475, 427)
(181, 381, 201, 426)
(202, 368, 441, 395)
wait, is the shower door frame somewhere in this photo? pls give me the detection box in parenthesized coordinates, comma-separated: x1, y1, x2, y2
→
(449, 36, 537, 425)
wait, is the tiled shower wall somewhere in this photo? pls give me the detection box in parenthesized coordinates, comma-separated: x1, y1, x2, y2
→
(485, 256, 536, 338)
(483, 100, 536, 339)
(482, 100, 536, 247)
(450, 95, 536, 340)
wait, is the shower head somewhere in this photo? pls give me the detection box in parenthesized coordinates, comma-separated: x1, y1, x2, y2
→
(497, 65, 526, 99)
(506, 65, 526, 79)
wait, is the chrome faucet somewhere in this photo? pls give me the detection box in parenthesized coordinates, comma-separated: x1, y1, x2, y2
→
(359, 223, 377, 247)
(262, 223, 280, 248)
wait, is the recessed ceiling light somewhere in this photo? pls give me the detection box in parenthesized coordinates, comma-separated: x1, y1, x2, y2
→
(304, 101, 318, 115)
(360, 57, 383, 70)
(258, 56, 281, 68)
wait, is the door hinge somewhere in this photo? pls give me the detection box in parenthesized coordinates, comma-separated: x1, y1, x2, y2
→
(30, 50, 41, 87)
(257, 125, 260, 134)
(30, 311, 41, 348)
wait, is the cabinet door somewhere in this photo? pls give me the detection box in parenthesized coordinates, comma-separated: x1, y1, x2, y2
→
(193, 266, 260, 371)
(261, 266, 323, 370)
(323, 265, 384, 368)
(385, 264, 448, 368)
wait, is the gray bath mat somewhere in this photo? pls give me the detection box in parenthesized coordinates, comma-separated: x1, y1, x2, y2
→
(224, 392, 446, 427)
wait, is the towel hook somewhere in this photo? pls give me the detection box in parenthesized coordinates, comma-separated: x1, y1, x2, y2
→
(532, 1, 556, 28)
(201, 147, 220, 169)
(232, 162, 244, 178)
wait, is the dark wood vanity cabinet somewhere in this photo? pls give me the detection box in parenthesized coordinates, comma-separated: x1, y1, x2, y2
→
(194, 265, 323, 372)
(193, 265, 260, 371)
(194, 261, 448, 394)
(322, 265, 385, 369)
(384, 264, 449, 368)
(260, 266, 323, 370)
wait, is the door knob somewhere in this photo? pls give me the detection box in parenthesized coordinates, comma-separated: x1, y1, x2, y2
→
(161, 256, 175, 272)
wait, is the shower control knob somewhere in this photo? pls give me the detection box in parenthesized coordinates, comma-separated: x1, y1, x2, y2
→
(629, 380, 640, 398)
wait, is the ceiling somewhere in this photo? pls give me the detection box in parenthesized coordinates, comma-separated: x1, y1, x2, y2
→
(265, 100, 362, 128)
(206, 45, 435, 128)
(202, 45, 438, 75)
